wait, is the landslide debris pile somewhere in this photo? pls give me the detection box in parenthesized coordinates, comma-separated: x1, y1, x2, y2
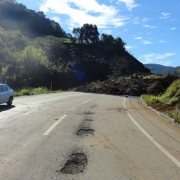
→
(73, 74, 178, 96)
(65, 43, 149, 78)
(64, 44, 178, 96)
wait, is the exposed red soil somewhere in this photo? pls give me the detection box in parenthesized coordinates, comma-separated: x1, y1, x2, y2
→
(151, 103, 175, 112)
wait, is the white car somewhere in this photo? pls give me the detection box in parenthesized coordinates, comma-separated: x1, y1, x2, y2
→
(0, 83, 14, 106)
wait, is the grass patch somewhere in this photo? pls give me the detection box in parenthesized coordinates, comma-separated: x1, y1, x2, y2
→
(142, 79, 180, 123)
(14, 87, 64, 96)
(20, 89, 31, 96)
(142, 95, 161, 105)
(167, 110, 180, 123)
(142, 94, 180, 123)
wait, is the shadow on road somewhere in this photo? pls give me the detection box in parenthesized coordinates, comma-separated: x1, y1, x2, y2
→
(0, 105, 15, 112)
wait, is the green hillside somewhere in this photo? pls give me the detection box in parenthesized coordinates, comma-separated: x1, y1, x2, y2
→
(0, 0, 178, 98)
(0, 0, 152, 90)
(144, 64, 180, 77)
(0, 0, 67, 38)
(143, 79, 180, 123)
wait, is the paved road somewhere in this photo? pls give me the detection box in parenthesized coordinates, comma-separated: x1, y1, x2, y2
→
(0, 92, 180, 180)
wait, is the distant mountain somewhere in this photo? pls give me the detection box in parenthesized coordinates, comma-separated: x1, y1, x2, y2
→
(144, 64, 180, 77)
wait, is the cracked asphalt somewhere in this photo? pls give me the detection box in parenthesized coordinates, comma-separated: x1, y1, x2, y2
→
(0, 92, 180, 180)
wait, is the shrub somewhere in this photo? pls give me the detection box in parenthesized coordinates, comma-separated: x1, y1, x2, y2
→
(21, 89, 30, 95)
(14, 87, 64, 96)
(169, 97, 179, 105)
(32, 87, 49, 94)
(142, 95, 161, 105)
(151, 96, 161, 103)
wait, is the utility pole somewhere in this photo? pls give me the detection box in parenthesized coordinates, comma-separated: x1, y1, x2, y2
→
(51, 82, 52, 91)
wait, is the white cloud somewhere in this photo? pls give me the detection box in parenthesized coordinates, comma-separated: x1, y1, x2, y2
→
(158, 40, 166, 43)
(141, 40, 152, 45)
(140, 53, 175, 65)
(142, 18, 151, 22)
(134, 36, 142, 40)
(170, 19, 176, 22)
(117, 0, 138, 11)
(52, 16, 61, 23)
(171, 27, 176, 30)
(103, 29, 113, 34)
(133, 21, 140, 24)
(132, 17, 140, 24)
(144, 24, 157, 29)
(40, 0, 129, 30)
(125, 45, 136, 49)
(160, 12, 170, 19)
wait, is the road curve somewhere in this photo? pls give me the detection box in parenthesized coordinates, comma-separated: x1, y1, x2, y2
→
(0, 92, 180, 180)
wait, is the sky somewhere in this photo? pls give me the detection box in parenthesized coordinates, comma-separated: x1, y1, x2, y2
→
(16, 0, 180, 67)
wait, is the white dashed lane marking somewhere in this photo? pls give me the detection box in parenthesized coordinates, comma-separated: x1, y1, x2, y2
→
(43, 115, 67, 136)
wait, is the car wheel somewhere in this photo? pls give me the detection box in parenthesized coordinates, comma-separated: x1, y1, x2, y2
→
(7, 97, 13, 106)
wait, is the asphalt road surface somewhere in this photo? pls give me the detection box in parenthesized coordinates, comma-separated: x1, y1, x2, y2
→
(0, 92, 180, 180)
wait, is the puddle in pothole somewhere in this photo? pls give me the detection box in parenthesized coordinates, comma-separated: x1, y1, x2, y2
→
(76, 128, 94, 136)
(60, 153, 88, 174)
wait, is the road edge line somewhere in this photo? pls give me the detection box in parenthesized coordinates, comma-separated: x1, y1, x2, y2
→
(124, 98, 180, 168)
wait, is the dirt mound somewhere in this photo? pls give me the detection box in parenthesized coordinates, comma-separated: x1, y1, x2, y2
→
(73, 74, 178, 96)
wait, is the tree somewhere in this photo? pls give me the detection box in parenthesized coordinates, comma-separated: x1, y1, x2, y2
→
(19, 46, 50, 87)
(33, 36, 70, 64)
(72, 27, 82, 43)
(114, 37, 126, 49)
(0, 28, 29, 86)
(72, 24, 99, 44)
(100, 33, 126, 52)
(90, 25, 99, 43)
(101, 33, 114, 43)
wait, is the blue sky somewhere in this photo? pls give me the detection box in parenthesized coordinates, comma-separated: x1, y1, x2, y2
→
(17, 0, 180, 67)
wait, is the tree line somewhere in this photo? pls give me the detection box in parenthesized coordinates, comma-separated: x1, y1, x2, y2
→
(72, 24, 126, 49)
(0, 26, 127, 89)
(0, 0, 128, 89)
(0, 27, 70, 88)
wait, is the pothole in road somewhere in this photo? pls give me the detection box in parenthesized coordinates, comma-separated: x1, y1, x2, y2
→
(119, 108, 127, 112)
(84, 118, 93, 122)
(91, 105, 97, 108)
(84, 111, 94, 115)
(61, 153, 88, 174)
(76, 128, 94, 136)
